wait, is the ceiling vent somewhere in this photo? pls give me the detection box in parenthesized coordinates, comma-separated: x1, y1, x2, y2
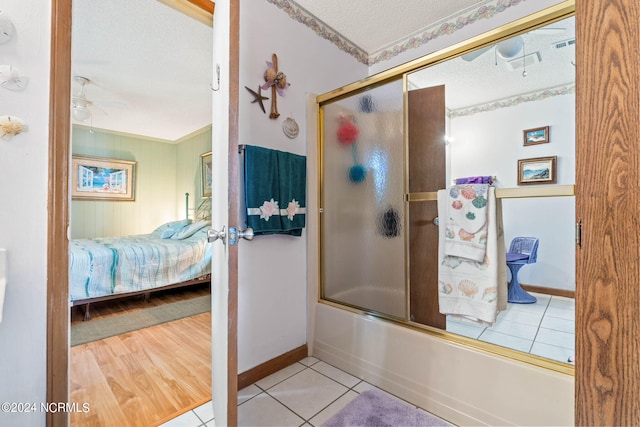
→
(506, 52, 541, 71)
(552, 38, 576, 49)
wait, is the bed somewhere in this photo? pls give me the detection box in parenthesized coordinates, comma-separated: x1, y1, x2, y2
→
(70, 198, 212, 320)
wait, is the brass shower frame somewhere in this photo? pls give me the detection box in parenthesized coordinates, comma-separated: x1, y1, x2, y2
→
(316, 0, 576, 376)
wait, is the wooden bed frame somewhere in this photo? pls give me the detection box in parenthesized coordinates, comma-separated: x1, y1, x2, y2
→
(72, 274, 211, 321)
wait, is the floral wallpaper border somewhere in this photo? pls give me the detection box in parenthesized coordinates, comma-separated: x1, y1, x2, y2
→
(267, 0, 529, 65)
(266, 0, 369, 65)
(447, 83, 575, 119)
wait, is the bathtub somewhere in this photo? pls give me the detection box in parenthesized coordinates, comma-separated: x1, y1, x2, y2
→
(310, 302, 574, 426)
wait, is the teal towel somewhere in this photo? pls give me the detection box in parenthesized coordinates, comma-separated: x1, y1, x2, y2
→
(244, 145, 306, 236)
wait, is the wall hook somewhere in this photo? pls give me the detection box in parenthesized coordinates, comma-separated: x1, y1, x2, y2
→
(210, 64, 220, 91)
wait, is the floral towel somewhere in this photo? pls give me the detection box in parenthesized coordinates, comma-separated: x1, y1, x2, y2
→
(444, 184, 490, 262)
(244, 145, 306, 236)
(437, 187, 507, 326)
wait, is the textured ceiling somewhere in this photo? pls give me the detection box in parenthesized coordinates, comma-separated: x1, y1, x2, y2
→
(293, 0, 483, 54)
(72, 0, 213, 142)
(409, 16, 575, 111)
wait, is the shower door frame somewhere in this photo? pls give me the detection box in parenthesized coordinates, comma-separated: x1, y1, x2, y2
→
(316, 1, 577, 376)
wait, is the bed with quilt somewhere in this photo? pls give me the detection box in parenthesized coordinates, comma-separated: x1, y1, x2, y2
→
(70, 219, 212, 320)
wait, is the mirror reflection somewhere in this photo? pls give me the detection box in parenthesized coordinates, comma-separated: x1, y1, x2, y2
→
(321, 16, 575, 366)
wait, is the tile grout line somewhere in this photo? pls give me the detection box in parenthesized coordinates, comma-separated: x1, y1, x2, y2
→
(263, 363, 363, 424)
(528, 294, 552, 353)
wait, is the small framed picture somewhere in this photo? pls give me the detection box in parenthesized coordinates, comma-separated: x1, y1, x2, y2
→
(517, 156, 557, 185)
(200, 151, 212, 197)
(71, 155, 136, 200)
(523, 126, 550, 146)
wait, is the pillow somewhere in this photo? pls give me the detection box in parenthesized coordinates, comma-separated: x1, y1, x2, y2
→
(170, 220, 210, 240)
(151, 220, 190, 239)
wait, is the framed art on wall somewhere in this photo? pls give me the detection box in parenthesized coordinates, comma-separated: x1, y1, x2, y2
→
(523, 126, 550, 146)
(201, 151, 212, 197)
(517, 156, 557, 185)
(71, 155, 136, 200)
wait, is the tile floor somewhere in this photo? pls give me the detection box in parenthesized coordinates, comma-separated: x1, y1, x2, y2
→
(159, 356, 452, 427)
(161, 292, 573, 426)
(446, 292, 575, 364)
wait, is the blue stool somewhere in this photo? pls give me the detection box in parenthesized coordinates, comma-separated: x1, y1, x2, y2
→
(506, 237, 539, 304)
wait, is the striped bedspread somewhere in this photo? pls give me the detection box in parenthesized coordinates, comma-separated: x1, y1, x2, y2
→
(69, 228, 211, 302)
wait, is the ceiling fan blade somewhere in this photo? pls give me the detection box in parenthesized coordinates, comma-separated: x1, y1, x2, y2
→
(92, 98, 128, 109)
(460, 46, 492, 62)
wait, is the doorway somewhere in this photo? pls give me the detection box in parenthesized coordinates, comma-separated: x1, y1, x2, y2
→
(47, 0, 239, 426)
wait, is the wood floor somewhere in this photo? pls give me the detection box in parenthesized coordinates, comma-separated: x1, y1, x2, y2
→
(70, 282, 211, 324)
(70, 292, 212, 426)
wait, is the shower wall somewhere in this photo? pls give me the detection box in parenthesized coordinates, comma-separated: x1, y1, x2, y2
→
(321, 81, 406, 319)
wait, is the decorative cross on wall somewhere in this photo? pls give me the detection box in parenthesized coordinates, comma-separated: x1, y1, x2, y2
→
(261, 53, 290, 119)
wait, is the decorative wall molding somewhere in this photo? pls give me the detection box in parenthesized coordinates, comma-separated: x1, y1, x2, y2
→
(268, 0, 528, 66)
(266, 0, 369, 64)
(369, 0, 525, 65)
(447, 83, 575, 119)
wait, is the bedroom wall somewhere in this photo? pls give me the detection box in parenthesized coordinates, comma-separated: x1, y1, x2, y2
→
(450, 93, 575, 290)
(237, 1, 367, 373)
(71, 126, 211, 239)
(175, 126, 212, 221)
(0, 1, 50, 426)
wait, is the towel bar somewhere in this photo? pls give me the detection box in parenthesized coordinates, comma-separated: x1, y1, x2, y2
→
(407, 184, 575, 203)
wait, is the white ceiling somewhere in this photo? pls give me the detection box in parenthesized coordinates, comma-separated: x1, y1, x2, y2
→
(293, 0, 483, 54)
(409, 16, 575, 111)
(71, 0, 213, 142)
(71, 0, 573, 141)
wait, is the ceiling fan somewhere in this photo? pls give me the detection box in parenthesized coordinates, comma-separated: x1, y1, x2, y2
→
(461, 36, 524, 62)
(461, 26, 567, 64)
(71, 76, 127, 122)
(71, 76, 93, 122)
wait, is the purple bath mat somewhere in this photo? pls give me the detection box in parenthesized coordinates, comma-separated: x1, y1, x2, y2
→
(322, 389, 452, 427)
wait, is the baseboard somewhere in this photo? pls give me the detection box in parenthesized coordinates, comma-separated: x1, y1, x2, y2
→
(237, 344, 308, 390)
(521, 284, 575, 299)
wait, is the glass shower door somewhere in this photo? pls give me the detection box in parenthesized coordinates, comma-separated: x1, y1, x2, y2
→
(320, 80, 406, 319)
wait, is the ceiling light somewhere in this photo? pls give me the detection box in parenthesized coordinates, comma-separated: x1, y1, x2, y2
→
(496, 36, 524, 59)
(72, 100, 91, 122)
(72, 76, 92, 122)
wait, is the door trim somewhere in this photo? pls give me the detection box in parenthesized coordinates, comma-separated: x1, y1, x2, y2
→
(47, 0, 71, 425)
(46, 1, 231, 426)
(226, 0, 240, 423)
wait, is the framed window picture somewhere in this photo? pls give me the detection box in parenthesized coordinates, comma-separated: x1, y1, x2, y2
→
(523, 126, 550, 146)
(517, 156, 557, 185)
(201, 151, 212, 197)
(71, 155, 136, 200)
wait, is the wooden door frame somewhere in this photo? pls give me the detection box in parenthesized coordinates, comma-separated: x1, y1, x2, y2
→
(575, 0, 640, 424)
(47, 0, 71, 425)
(46, 1, 236, 426)
(226, 0, 240, 423)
